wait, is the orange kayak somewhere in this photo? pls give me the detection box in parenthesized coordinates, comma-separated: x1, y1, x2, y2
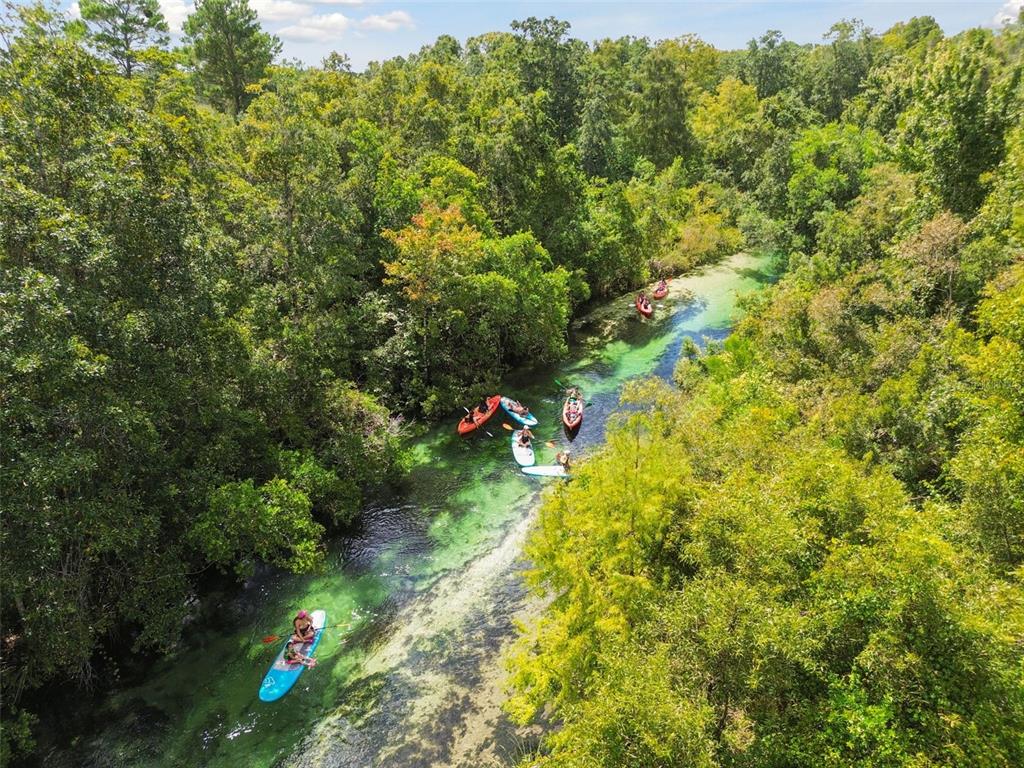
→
(636, 295, 653, 318)
(457, 395, 501, 435)
(653, 281, 668, 300)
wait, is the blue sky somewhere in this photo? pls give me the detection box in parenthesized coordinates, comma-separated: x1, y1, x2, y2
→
(67, 0, 1022, 69)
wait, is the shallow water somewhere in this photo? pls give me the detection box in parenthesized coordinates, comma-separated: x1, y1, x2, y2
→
(50, 252, 775, 768)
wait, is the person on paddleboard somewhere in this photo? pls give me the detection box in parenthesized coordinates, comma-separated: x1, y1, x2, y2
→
(509, 399, 528, 415)
(284, 636, 318, 667)
(293, 610, 316, 643)
(284, 610, 318, 667)
(517, 426, 534, 446)
(556, 450, 571, 471)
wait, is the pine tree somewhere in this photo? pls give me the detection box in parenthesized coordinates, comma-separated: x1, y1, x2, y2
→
(183, 0, 280, 116)
(79, 0, 169, 77)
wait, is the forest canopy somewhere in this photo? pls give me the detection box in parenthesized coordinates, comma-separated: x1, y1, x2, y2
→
(1, 1, 1022, 763)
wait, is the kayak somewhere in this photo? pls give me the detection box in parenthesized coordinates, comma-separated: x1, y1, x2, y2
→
(500, 396, 539, 427)
(562, 394, 583, 431)
(522, 465, 568, 478)
(457, 395, 501, 435)
(635, 295, 653, 318)
(259, 609, 326, 703)
(653, 281, 669, 300)
(511, 431, 535, 466)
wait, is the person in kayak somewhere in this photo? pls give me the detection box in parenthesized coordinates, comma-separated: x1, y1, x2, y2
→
(637, 292, 650, 310)
(565, 391, 581, 420)
(517, 426, 534, 446)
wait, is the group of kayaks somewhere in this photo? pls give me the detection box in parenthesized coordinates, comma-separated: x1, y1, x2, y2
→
(636, 278, 669, 318)
(258, 388, 585, 702)
(458, 390, 585, 479)
(257, 282, 661, 703)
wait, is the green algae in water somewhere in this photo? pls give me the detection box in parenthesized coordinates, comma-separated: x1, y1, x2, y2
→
(52, 252, 776, 768)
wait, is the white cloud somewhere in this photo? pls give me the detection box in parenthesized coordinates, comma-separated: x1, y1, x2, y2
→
(357, 10, 412, 31)
(160, 0, 194, 32)
(279, 12, 351, 41)
(251, 0, 313, 22)
(278, 8, 412, 41)
(995, 0, 1024, 25)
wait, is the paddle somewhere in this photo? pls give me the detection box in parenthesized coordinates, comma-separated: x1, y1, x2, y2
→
(261, 621, 353, 645)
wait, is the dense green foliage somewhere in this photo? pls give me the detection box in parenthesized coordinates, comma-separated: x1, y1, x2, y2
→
(510, 14, 1024, 768)
(2, 1, 1022, 762)
(79, 0, 168, 77)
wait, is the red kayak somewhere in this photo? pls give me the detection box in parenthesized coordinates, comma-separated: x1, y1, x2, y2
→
(635, 294, 653, 318)
(562, 390, 583, 431)
(457, 395, 501, 435)
(652, 280, 668, 300)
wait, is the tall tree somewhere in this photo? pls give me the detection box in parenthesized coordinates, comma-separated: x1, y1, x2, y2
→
(510, 16, 585, 143)
(628, 40, 695, 169)
(896, 29, 1006, 215)
(741, 29, 801, 99)
(183, 0, 280, 116)
(79, 0, 169, 77)
(804, 19, 876, 120)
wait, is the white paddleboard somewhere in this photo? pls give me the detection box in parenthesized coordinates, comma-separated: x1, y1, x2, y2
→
(511, 431, 535, 466)
(522, 464, 568, 477)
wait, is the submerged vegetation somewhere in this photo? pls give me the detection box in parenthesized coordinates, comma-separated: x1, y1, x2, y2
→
(0, 0, 1022, 763)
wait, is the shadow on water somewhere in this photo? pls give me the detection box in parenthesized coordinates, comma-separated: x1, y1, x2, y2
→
(41, 252, 777, 768)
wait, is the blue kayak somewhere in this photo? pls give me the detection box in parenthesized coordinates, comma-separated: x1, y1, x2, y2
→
(500, 397, 538, 427)
(258, 609, 326, 702)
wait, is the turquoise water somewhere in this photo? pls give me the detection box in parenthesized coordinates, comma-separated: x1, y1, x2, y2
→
(48, 252, 775, 768)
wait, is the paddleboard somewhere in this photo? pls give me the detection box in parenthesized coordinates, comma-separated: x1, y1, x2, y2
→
(500, 396, 538, 427)
(511, 431, 535, 466)
(522, 465, 568, 477)
(259, 609, 326, 702)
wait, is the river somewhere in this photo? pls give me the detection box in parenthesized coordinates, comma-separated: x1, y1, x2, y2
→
(46, 251, 775, 768)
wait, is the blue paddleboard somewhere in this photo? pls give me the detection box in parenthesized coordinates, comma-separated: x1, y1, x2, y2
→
(259, 609, 326, 702)
(500, 397, 539, 427)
